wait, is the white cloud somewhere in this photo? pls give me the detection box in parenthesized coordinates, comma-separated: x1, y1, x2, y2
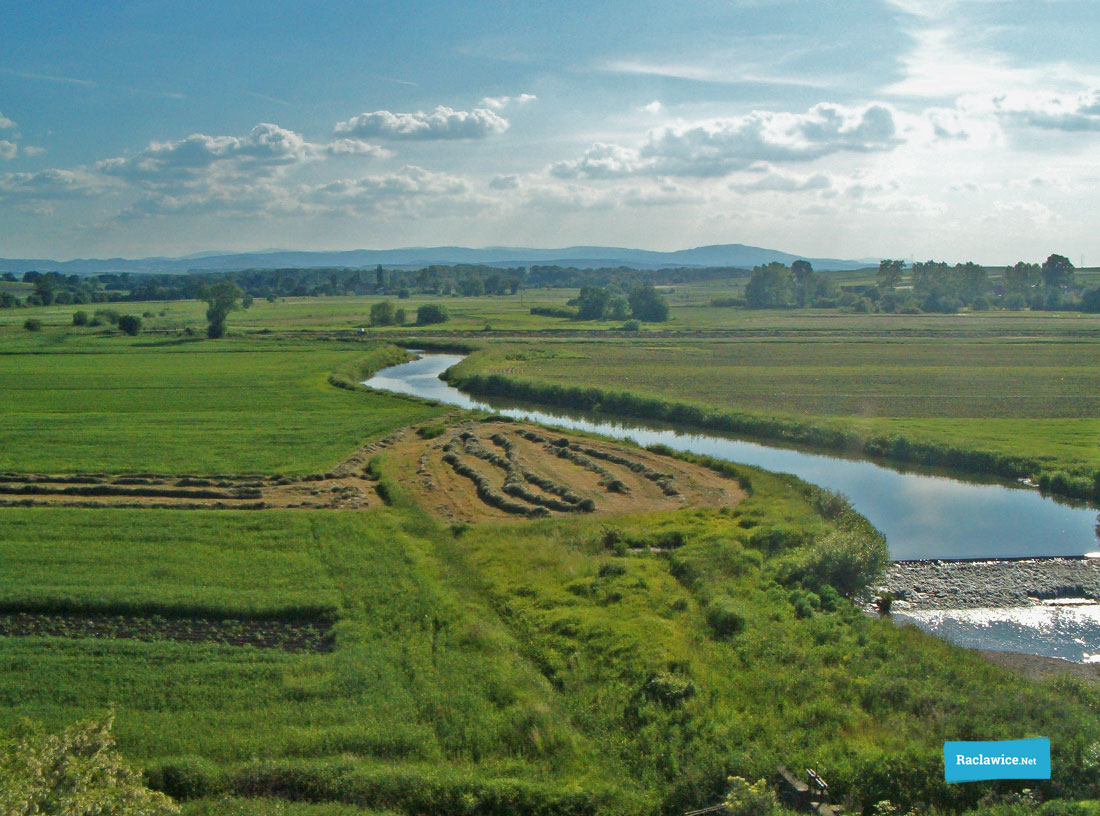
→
(0, 168, 104, 202)
(488, 174, 519, 190)
(22, 145, 46, 157)
(0, 141, 16, 160)
(323, 138, 393, 157)
(335, 105, 509, 140)
(479, 93, 536, 109)
(641, 101, 663, 114)
(985, 89, 1100, 132)
(98, 123, 322, 186)
(0, 111, 14, 129)
(730, 168, 833, 193)
(305, 165, 484, 217)
(553, 102, 901, 179)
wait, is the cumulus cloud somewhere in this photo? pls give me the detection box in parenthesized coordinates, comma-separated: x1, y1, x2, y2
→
(479, 93, 536, 109)
(98, 123, 321, 185)
(302, 165, 486, 217)
(335, 105, 509, 140)
(0, 168, 104, 202)
(23, 145, 45, 157)
(641, 101, 663, 114)
(552, 103, 901, 179)
(0, 141, 16, 160)
(323, 138, 393, 157)
(0, 111, 14, 129)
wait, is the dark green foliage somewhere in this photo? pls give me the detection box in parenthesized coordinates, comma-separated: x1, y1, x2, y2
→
(621, 319, 641, 331)
(146, 756, 220, 799)
(22, 318, 41, 332)
(200, 281, 243, 339)
(369, 301, 396, 326)
(628, 284, 670, 321)
(72, 310, 88, 326)
(118, 314, 142, 336)
(705, 595, 746, 638)
(416, 304, 449, 325)
(416, 423, 447, 439)
(529, 306, 577, 319)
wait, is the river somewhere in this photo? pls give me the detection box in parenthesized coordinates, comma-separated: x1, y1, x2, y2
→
(365, 352, 1100, 661)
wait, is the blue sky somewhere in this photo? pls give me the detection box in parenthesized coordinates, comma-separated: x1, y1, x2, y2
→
(2, 0, 1100, 262)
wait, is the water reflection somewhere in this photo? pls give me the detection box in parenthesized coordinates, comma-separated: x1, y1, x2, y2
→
(894, 606, 1100, 663)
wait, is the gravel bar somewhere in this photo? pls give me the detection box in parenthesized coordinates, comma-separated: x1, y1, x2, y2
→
(878, 557, 1100, 610)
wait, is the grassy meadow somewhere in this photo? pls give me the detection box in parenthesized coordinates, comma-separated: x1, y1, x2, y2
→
(445, 326, 1100, 496)
(3, 294, 1100, 814)
(0, 333, 441, 473)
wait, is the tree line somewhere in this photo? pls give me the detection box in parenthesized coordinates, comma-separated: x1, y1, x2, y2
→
(738, 254, 1099, 312)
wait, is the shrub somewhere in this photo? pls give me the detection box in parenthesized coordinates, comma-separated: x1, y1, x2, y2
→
(145, 756, 219, 799)
(416, 423, 447, 439)
(72, 310, 88, 326)
(118, 314, 142, 336)
(23, 318, 42, 332)
(705, 595, 746, 638)
(723, 777, 781, 816)
(622, 319, 642, 331)
(416, 304, 449, 325)
(370, 300, 396, 326)
(94, 308, 121, 325)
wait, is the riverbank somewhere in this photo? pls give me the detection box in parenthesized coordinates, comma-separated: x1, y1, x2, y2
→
(879, 557, 1100, 609)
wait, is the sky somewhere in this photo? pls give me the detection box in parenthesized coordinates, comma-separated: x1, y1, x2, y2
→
(2, 0, 1100, 263)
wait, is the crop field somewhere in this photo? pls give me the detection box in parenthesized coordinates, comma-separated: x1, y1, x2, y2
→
(0, 334, 442, 474)
(448, 332, 1100, 485)
(382, 419, 744, 522)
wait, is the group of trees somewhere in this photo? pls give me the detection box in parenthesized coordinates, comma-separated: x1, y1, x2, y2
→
(743, 260, 836, 309)
(739, 254, 1099, 313)
(569, 283, 670, 322)
(369, 301, 448, 326)
(874, 253, 1090, 313)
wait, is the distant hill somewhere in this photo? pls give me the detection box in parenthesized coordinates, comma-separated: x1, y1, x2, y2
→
(0, 243, 875, 275)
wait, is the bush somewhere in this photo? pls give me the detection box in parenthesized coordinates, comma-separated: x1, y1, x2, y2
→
(118, 315, 142, 336)
(370, 300, 396, 326)
(23, 318, 42, 332)
(622, 319, 642, 331)
(95, 308, 121, 325)
(146, 756, 219, 799)
(705, 595, 746, 638)
(72, 310, 88, 326)
(723, 777, 781, 816)
(207, 320, 226, 339)
(416, 304, 449, 325)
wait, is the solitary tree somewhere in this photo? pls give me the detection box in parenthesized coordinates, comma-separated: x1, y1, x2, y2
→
(628, 284, 670, 321)
(1041, 253, 1075, 290)
(117, 314, 142, 336)
(370, 300, 396, 326)
(199, 281, 243, 339)
(416, 304, 449, 325)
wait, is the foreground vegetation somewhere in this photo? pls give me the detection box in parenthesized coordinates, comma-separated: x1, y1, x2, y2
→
(3, 470, 1099, 814)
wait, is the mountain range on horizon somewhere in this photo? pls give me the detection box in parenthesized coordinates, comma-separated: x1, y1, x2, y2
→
(0, 243, 877, 276)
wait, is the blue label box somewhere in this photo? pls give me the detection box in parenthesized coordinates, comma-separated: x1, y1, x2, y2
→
(945, 738, 1051, 783)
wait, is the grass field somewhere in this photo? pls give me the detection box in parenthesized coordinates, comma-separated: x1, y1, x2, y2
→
(3, 468, 1099, 814)
(446, 330, 1100, 489)
(0, 333, 441, 474)
(4, 293, 1100, 813)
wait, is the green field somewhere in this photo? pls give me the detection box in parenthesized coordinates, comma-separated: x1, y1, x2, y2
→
(3, 300, 1100, 814)
(3, 476, 1099, 814)
(445, 326, 1100, 492)
(0, 335, 441, 473)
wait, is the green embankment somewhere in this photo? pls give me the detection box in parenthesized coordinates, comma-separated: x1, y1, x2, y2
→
(2, 465, 1099, 814)
(444, 340, 1100, 501)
